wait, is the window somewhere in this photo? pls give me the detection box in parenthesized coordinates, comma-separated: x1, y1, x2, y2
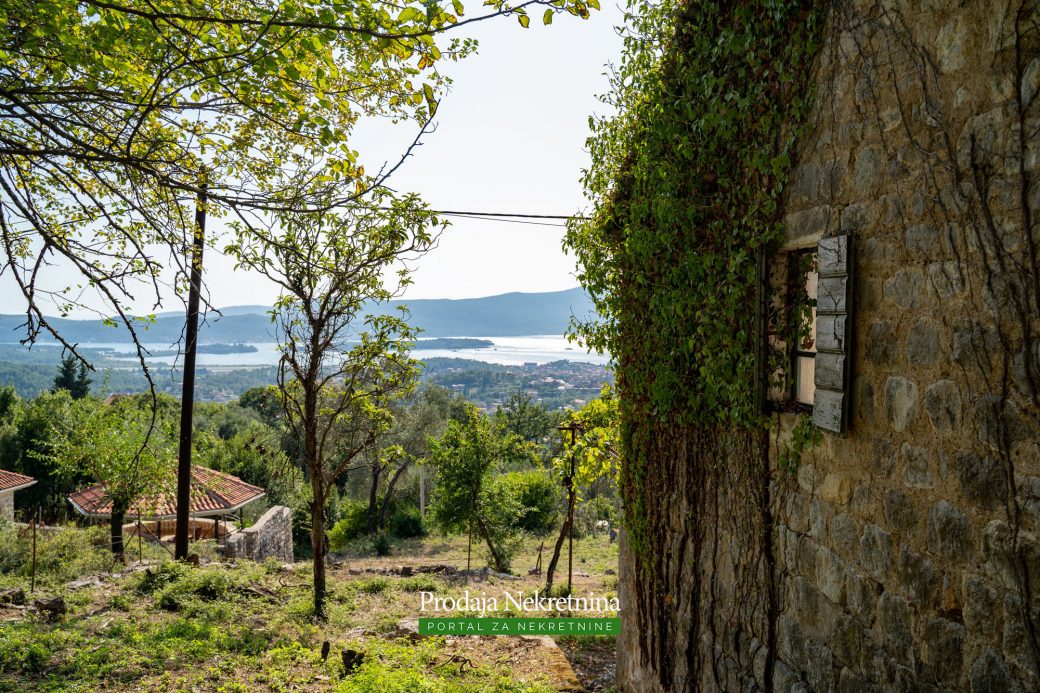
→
(766, 249, 818, 411)
(791, 251, 818, 406)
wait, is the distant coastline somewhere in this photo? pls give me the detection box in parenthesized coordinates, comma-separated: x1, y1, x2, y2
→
(414, 338, 492, 350)
(112, 342, 260, 357)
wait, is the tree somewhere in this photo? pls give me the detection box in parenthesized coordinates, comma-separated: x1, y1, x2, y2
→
(3, 389, 91, 522)
(0, 0, 596, 368)
(42, 396, 175, 558)
(228, 199, 430, 619)
(365, 384, 454, 533)
(429, 405, 530, 573)
(52, 355, 92, 399)
(497, 392, 565, 461)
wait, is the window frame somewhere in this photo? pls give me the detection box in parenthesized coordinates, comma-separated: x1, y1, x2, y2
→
(788, 249, 818, 410)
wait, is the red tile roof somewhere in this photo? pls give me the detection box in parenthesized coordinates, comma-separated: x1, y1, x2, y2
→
(0, 469, 35, 493)
(67, 466, 265, 519)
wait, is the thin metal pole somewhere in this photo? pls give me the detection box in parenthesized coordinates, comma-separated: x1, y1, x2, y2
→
(567, 426, 576, 594)
(30, 511, 37, 593)
(175, 184, 206, 560)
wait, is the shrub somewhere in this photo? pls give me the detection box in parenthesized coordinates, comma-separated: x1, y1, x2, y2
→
(328, 499, 370, 552)
(495, 470, 560, 536)
(0, 523, 112, 582)
(573, 496, 619, 539)
(372, 532, 392, 557)
(388, 507, 426, 539)
(354, 576, 391, 594)
(136, 561, 190, 594)
(398, 575, 437, 592)
(138, 562, 233, 611)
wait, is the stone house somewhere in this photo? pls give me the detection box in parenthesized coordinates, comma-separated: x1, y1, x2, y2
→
(0, 469, 35, 522)
(617, 1, 1040, 691)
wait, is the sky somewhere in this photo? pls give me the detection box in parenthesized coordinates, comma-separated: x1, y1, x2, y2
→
(0, 4, 626, 316)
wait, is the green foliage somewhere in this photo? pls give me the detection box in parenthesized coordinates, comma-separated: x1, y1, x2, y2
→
(778, 413, 823, 473)
(495, 470, 560, 536)
(136, 561, 192, 594)
(388, 506, 427, 539)
(1, 388, 87, 521)
(573, 496, 619, 539)
(328, 500, 373, 551)
(41, 393, 177, 555)
(564, 0, 825, 560)
(238, 385, 286, 429)
(198, 420, 299, 507)
(556, 385, 620, 491)
(429, 405, 530, 571)
(155, 570, 232, 611)
(0, 523, 114, 581)
(1, 0, 597, 353)
(496, 392, 565, 456)
(372, 533, 392, 557)
(52, 354, 92, 399)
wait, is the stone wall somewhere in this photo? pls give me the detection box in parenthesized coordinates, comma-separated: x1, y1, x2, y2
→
(0, 490, 12, 522)
(224, 505, 293, 563)
(617, 1, 1040, 690)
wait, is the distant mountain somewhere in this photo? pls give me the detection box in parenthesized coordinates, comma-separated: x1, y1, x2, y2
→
(0, 288, 596, 345)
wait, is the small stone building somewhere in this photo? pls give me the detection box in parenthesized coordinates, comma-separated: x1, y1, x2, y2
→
(0, 470, 35, 522)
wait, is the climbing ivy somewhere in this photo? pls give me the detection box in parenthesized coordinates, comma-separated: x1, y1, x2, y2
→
(566, 0, 825, 560)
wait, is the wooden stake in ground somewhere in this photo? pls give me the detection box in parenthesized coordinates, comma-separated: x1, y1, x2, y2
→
(30, 510, 37, 593)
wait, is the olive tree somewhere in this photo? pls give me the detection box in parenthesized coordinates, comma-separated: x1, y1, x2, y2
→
(228, 196, 433, 619)
(43, 395, 175, 559)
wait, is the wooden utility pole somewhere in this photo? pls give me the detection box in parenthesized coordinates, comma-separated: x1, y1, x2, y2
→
(175, 185, 206, 560)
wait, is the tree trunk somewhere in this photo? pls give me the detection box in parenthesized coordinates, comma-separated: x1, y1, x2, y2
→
(303, 357, 327, 621)
(367, 460, 380, 535)
(544, 513, 570, 594)
(476, 515, 507, 573)
(378, 459, 410, 530)
(545, 475, 576, 595)
(110, 505, 127, 561)
(310, 471, 327, 620)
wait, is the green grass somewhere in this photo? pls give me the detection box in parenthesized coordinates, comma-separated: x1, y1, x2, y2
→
(0, 527, 618, 692)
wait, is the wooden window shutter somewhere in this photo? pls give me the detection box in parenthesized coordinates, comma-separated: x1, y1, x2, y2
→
(813, 234, 853, 433)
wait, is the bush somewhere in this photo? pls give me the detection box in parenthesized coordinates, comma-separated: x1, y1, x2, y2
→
(328, 499, 370, 552)
(136, 560, 191, 593)
(145, 564, 233, 611)
(0, 523, 112, 582)
(495, 470, 560, 536)
(372, 532, 392, 556)
(573, 496, 620, 539)
(388, 507, 426, 539)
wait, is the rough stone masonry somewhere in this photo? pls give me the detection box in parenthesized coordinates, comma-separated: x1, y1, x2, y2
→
(617, 1, 1040, 691)
(224, 505, 293, 564)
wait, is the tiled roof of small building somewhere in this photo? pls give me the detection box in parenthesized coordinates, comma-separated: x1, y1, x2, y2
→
(67, 466, 265, 519)
(0, 469, 35, 493)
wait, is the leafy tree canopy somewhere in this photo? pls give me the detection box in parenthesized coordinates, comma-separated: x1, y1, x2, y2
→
(1, 0, 597, 361)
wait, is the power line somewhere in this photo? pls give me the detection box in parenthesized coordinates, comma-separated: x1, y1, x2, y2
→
(436, 213, 567, 228)
(427, 210, 578, 220)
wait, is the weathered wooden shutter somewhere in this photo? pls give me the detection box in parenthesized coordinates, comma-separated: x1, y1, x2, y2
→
(813, 234, 853, 433)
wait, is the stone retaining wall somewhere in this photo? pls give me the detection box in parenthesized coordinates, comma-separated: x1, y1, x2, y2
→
(224, 505, 293, 563)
